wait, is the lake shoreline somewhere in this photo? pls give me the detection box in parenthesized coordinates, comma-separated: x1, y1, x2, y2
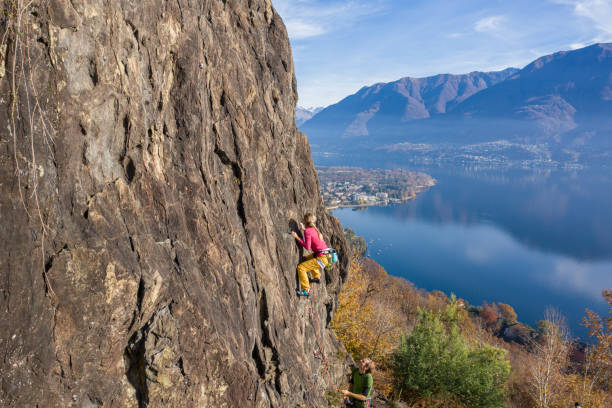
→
(331, 165, 612, 340)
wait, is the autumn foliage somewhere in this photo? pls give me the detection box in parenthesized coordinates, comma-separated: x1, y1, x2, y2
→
(331, 250, 612, 407)
(566, 289, 612, 408)
(498, 303, 518, 323)
(331, 255, 506, 404)
(508, 291, 612, 408)
(331, 256, 410, 394)
(480, 303, 499, 325)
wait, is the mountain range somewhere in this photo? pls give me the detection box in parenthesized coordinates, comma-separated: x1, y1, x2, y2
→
(300, 43, 612, 167)
(296, 106, 324, 126)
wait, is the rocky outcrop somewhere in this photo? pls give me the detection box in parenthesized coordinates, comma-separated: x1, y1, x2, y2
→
(0, 1, 349, 406)
(500, 323, 536, 346)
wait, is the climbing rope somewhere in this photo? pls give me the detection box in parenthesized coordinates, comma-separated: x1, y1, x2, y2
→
(310, 283, 338, 392)
(307, 275, 373, 407)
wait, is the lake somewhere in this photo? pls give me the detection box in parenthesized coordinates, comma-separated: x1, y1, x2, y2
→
(332, 166, 612, 340)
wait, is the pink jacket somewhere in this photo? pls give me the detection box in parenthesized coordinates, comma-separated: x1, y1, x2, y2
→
(296, 227, 328, 254)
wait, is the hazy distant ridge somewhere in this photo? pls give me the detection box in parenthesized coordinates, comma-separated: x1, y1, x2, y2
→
(301, 43, 612, 166)
(450, 44, 612, 129)
(301, 68, 518, 139)
(295, 106, 323, 126)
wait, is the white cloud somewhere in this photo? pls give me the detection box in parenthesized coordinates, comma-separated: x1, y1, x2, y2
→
(549, 258, 611, 302)
(573, 0, 612, 36)
(465, 245, 491, 263)
(461, 224, 511, 264)
(284, 20, 325, 39)
(474, 15, 506, 33)
(273, 0, 388, 40)
(570, 41, 590, 49)
(552, 0, 612, 42)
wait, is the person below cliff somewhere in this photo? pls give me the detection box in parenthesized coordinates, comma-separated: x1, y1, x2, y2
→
(340, 358, 375, 407)
(291, 213, 330, 296)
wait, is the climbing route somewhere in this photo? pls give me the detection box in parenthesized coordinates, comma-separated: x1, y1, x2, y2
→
(309, 283, 338, 391)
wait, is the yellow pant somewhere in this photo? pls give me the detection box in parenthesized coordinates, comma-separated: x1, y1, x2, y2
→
(297, 254, 329, 290)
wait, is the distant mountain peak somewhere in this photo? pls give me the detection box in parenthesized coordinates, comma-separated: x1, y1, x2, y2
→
(301, 68, 519, 137)
(295, 105, 324, 126)
(301, 43, 612, 166)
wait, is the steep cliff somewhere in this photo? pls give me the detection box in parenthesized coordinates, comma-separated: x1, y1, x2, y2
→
(0, 1, 349, 406)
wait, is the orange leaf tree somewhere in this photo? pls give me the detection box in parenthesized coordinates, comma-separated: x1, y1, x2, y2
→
(567, 289, 612, 408)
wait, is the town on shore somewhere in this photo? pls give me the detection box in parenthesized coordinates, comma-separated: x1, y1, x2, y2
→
(317, 166, 436, 209)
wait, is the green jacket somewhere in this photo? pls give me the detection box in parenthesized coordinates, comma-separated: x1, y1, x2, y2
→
(349, 368, 373, 407)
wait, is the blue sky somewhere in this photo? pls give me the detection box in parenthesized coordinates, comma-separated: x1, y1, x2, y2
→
(272, 0, 612, 108)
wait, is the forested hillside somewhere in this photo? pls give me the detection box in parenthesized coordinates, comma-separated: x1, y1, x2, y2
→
(331, 234, 612, 407)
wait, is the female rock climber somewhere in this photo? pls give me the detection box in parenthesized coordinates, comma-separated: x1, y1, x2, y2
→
(291, 213, 329, 296)
(340, 358, 375, 407)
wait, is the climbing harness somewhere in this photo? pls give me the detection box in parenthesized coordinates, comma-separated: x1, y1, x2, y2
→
(316, 248, 339, 266)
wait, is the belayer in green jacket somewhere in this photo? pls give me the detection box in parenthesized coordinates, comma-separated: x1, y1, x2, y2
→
(340, 358, 374, 407)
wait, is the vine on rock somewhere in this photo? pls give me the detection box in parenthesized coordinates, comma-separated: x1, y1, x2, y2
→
(2, 0, 56, 297)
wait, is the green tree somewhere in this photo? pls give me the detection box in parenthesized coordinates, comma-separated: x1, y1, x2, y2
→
(344, 227, 367, 257)
(392, 301, 510, 408)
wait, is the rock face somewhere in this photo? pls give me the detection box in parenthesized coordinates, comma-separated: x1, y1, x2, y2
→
(0, 1, 349, 407)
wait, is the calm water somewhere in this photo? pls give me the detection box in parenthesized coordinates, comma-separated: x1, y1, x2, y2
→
(332, 166, 612, 340)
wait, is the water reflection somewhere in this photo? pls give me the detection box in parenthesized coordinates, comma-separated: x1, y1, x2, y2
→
(366, 167, 612, 261)
(333, 166, 612, 339)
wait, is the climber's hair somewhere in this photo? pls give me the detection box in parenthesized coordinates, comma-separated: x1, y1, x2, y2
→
(361, 358, 375, 373)
(303, 213, 317, 228)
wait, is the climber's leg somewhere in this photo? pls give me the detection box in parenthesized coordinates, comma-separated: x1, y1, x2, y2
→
(310, 255, 328, 281)
(297, 254, 320, 291)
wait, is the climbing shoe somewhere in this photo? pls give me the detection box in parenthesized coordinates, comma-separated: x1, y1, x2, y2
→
(296, 289, 310, 297)
(309, 277, 320, 283)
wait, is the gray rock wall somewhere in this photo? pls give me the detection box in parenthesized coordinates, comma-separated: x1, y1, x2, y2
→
(0, 0, 349, 406)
